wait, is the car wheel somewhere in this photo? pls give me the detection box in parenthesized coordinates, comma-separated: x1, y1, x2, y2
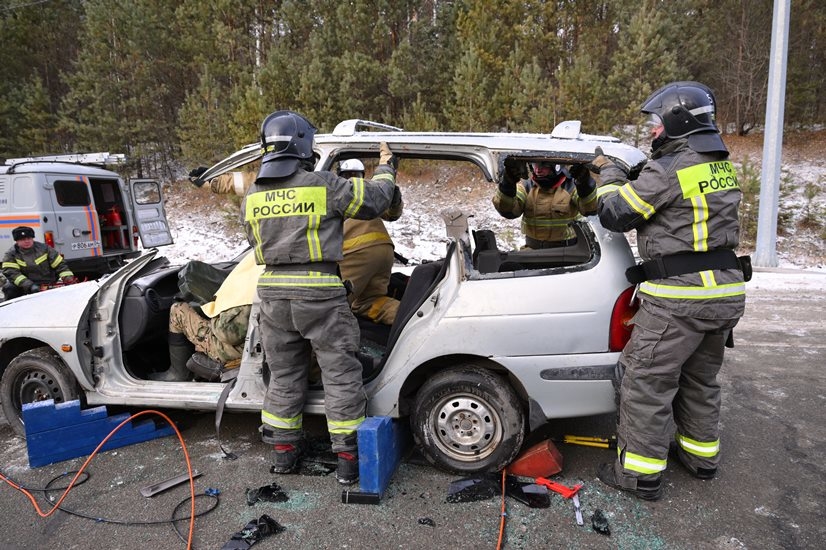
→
(1, 347, 79, 438)
(411, 365, 525, 474)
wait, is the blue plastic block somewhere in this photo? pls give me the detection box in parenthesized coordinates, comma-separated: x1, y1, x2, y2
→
(357, 416, 411, 495)
(21, 399, 109, 434)
(23, 399, 175, 468)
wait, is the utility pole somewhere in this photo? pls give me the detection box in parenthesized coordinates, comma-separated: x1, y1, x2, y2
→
(753, 0, 791, 267)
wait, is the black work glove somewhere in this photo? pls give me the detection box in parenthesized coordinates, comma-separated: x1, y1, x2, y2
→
(29, 284, 40, 294)
(188, 166, 208, 187)
(499, 157, 526, 197)
(568, 163, 590, 184)
(585, 147, 615, 174)
(390, 185, 403, 210)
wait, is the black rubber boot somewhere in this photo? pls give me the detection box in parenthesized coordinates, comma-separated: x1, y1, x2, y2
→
(596, 462, 662, 501)
(149, 334, 194, 381)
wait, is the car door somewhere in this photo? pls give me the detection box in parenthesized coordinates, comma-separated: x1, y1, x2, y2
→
(130, 179, 173, 247)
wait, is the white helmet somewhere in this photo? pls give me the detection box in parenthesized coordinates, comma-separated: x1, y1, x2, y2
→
(338, 159, 365, 176)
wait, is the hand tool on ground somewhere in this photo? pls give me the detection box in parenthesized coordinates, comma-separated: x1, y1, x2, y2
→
(535, 477, 584, 525)
(563, 435, 617, 449)
(140, 470, 202, 497)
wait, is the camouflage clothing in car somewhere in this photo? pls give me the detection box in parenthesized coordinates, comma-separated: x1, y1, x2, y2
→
(169, 302, 251, 365)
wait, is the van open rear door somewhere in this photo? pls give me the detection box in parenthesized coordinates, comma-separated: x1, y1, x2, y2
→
(130, 179, 173, 247)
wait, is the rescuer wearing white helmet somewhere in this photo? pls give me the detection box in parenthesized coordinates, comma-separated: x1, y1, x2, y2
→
(240, 110, 398, 485)
(591, 81, 749, 500)
(337, 158, 404, 324)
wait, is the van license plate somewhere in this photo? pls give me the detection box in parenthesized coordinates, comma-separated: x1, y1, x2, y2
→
(72, 240, 101, 250)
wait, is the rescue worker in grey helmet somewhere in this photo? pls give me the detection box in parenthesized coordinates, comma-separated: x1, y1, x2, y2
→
(2, 226, 79, 300)
(241, 110, 398, 485)
(493, 156, 597, 248)
(590, 81, 747, 500)
(338, 158, 404, 325)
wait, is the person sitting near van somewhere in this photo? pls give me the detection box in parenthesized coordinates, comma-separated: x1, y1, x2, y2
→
(150, 251, 264, 381)
(2, 226, 78, 300)
(493, 160, 597, 248)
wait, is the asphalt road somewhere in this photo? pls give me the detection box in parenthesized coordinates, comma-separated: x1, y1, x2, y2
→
(0, 269, 824, 550)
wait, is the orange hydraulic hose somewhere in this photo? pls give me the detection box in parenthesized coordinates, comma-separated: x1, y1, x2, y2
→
(0, 410, 196, 549)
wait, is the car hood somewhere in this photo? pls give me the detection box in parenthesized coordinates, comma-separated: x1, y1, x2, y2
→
(0, 280, 102, 328)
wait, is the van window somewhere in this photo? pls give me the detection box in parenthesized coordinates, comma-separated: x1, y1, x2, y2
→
(133, 181, 161, 204)
(54, 180, 91, 207)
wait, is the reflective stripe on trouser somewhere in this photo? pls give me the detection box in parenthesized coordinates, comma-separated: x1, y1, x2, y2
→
(168, 302, 243, 364)
(614, 300, 738, 482)
(340, 243, 399, 325)
(259, 295, 366, 453)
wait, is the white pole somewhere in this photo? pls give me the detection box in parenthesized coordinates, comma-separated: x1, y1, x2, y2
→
(753, 0, 791, 267)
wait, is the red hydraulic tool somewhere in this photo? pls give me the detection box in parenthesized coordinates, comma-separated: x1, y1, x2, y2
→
(535, 477, 584, 525)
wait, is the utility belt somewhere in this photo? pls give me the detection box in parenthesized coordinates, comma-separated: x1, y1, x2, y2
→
(625, 250, 752, 284)
(266, 261, 339, 275)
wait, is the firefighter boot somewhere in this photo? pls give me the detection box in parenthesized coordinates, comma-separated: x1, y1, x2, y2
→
(272, 440, 306, 474)
(150, 335, 194, 381)
(597, 462, 662, 501)
(336, 451, 359, 485)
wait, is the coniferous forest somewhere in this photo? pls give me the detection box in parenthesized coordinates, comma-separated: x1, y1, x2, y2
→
(2, 0, 824, 178)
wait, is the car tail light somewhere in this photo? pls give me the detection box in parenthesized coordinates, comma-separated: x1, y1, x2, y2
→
(44, 230, 55, 248)
(609, 286, 639, 351)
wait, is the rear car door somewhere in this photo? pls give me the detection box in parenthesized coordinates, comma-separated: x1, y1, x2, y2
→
(46, 174, 105, 261)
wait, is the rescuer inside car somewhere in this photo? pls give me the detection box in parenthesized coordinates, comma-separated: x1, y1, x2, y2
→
(590, 81, 748, 500)
(2, 226, 79, 300)
(337, 158, 404, 325)
(492, 157, 597, 248)
(241, 110, 397, 485)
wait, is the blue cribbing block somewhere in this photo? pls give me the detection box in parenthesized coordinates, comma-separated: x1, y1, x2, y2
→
(22, 399, 176, 468)
(357, 416, 411, 495)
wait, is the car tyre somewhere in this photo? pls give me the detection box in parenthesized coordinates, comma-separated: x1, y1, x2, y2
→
(411, 365, 524, 474)
(1, 347, 79, 438)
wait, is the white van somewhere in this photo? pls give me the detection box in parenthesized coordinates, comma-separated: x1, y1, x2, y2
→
(0, 153, 173, 278)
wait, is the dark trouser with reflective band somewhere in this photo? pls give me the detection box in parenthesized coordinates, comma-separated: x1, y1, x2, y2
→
(611, 300, 739, 487)
(259, 295, 366, 453)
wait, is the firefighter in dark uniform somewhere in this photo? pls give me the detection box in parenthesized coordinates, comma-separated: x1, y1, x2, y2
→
(241, 110, 397, 485)
(592, 82, 747, 500)
(198, 161, 404, 324)
(493, 159, 597, 248)
(2, 226, 78, 300)
(338, 159, 404, 325)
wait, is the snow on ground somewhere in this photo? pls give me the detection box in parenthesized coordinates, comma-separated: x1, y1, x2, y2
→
(160, 168, 825, 299)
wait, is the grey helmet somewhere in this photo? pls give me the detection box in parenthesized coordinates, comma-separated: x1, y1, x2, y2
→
(257, 110, 317, 178)
(640, 82, 726, 153)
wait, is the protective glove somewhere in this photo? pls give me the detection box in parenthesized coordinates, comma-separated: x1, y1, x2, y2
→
(585, 147, 615, 174)
(188, 166, 208, 187)
(390, 185, 403, 210)
(504, 157, 527, 183)
(568, 163, 590, 184)
(29, 284, 40, 294)
(379, 142, 398, 170)
(62, 276, 80, 285)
